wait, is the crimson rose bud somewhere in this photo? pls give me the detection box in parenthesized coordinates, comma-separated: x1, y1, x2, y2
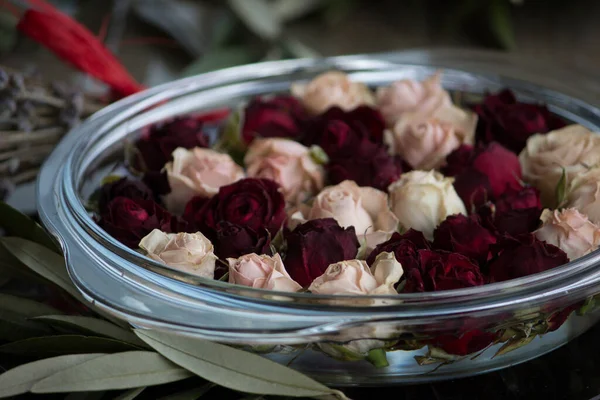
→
(452, 169, 493, 212)
(404, 250, 484, 293)
(478, 204, 542, 237)
(547, 305, 578, 332)
(284, 218, 360, 287)
(470, 142, 522, 197)
(495, 186, 541, 213)
(430, 329, 498, 356)
(442, 144, 473, 176)
(136, 117, 209, 171)
(488, 234, 569, 282)
(99, 197, 181, 248)
(242, 95, 308, 144)
(213, 221, 272, 260)
(366, 229, 430, 268)
(474, 89, 566, 154)
(433, 214, 497, 266)
(184, 178, 286, 235)
(97, 177, 154, 213)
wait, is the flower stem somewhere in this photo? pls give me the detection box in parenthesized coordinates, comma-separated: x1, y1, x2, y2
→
(366, 348, 389, 368)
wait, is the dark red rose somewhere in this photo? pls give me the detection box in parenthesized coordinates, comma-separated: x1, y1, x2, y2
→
(213, 221, 272, 260)
(442, 144, 473, 176)
(469, 142, 522, 197)
(302, 106, 386, 155)
(284, 218, 360, 287)
(430, 329, 498, 356)
(183, 178, 286, 235)
(474, 89, 566, 154)
(142, 171, 171, 196)
(326, 140, 405, 191)
(452, 169, 493, 212)
(488, 234, 569, 282)
(366, 229, 431, 267)
(478, 204, 542, 237)
(433, 214, 497, 266)
(547, 304, 578, 332)
(242, 95, 308, 144)
(136, 117, 209, 171)
(98, 197, 182, 248)
(495, 185, 541, 213)
(403, 250, 484, 293)
(97, 177, 154, 213)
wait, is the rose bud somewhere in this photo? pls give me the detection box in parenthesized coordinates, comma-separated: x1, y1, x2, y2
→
(367, 229, 431, 264)
(292, 180, 399, 253)
(369, 252, 404, 295)
(534, 208, 600, 261)
(546, 305, 578, 332)
(403, 250, 484, 293)
(387, 117, 465, 170)
(227, 253, 301, 292)
(495, 185, 541, 213)
(97, 177, 154, 214)
(213, 221, 271, 260)
(284, 218, 360, 287)
(136, 117, 209, 172)
(441, 144, 473, 176)
(244, 138, 324, 204)
(139, 229, 217, 279)
(308, 260, 378, 295)
(375, 73, 477, 137)
(242, 95, 309, 144)
(388, 170, 467, 239)
(291, 71, 375, 115)
(99, 197, 183, 248)
(433, 214, 497, 266)
(488, 207, 543, 237)
(184, 178, 286, 235)
(566, 167, 600, 224)
(164, 147, 245, 214)
(519, 125, 600, 207)
(488, 234, 569, 282)
(449, 168, 492, 212)
(474, 89, 566, 154)
(142, 171, 171, 196)
(430, 329, 498, 356)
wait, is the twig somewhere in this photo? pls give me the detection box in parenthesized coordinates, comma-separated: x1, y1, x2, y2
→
(0, 127, 65, 149)
(0, 144, 55, 161)
(8, 168, 40, 184)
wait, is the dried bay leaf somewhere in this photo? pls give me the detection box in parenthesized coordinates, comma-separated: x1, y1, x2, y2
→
(0, 335, 141, 358)
(0, 202, 58, 251)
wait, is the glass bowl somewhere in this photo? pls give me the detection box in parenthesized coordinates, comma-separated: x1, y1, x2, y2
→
(37, 51, 600, 385)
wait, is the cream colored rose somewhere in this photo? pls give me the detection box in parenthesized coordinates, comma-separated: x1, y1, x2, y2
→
(292, 180, 399, 252)
(164, 147, 245, 214)
(519, 125, 600, 207)
(387, 116, 464, 170)
(376, 73, 477, 138)
(227, 253, 301, 292)
(388, 170, 467, 239)
(291, 71, 375, 115)
(566, 167, 600, 224)
(309, 257, 402, 296)
(139, 229, 217, 279)
(534, 208, 600, 261)
(244, 138, 324, 204)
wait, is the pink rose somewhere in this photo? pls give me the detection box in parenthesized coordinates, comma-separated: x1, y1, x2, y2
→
(244, 138, 325, 204)
(291, 180, 399, 252)
(227, 253, 301, 292)
(387, 117, 464, 170)
(534, 208, 600, 261)
(164, 147, 245, 214)
(375, 73, 477, 137)
(566, 167, 600, 224)
(291, 71, 375, 115)
(308, 256, 402, 295)
(139, 229, 217, 279)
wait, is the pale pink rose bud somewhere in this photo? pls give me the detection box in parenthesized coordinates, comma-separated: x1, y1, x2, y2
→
(308, 260, 378, 295)
(139, 229, 217, 279)
(519, 125, 600, 207)
(534, 208, 600, 261)
(369, 252, 404, 295)
(566, 167, 600, 224)
(227, 253, 302, 292)
(302, 180, 399, 253)
(164, 147, 245, 214)
(244, 138, 325, 204)
(291, 71, 375, 115)
(388, 170, 467, 240)
(387, 116, 463, 170)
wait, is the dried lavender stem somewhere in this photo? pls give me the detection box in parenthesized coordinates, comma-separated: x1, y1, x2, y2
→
(9, 168, 40, 184)
(0, 145, 55, 161)
(0, 127, 65, 149)
(17, 92, 103, 116)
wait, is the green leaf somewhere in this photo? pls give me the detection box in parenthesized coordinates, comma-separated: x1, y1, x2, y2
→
(366, 348, 389, 368)
(32, 315, 145, 348)
(0, 244, 52, 284)
(0, 237, 84, 303)
(227, 0, 281, 40)
(157, 383, 216, 400)
(0, 335, 141, 358)
(134, 329, 344, 398)
(555, 167, 567, 206)
(273, 0, 325, 22)
(0, 293, 63, 317)
(0, 11, 17, 54)
(0, 202, 59, 252)
(322, 0, 359, 25)
(181, 47, 259, 77)
(493, 334, 537, 358)
(31, 351, 193, 393)
(64, 391, 106, 400)
(0, 309, 52, 342)
(281, 38, 321, 59)
(113, 387, 146, 400)
(488, 0, 516, 50)
(0, 353, 103, 398)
